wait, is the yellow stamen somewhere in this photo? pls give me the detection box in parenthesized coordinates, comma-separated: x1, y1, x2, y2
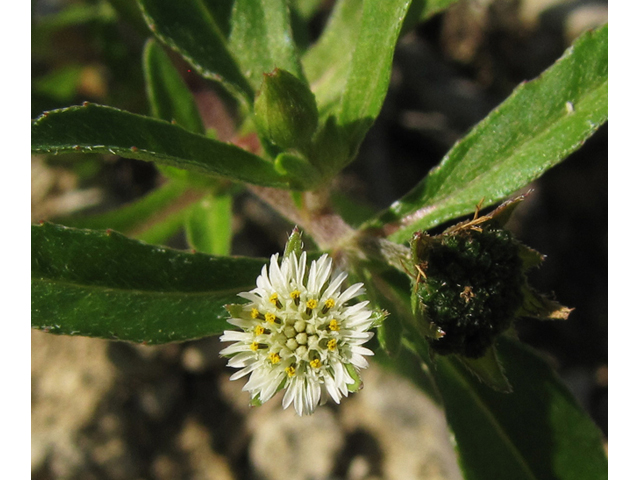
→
(327, 339, 337, 351)
(250, 341, 260, 351)
(254, 325, 265, 335)
(251, 308, 260, 319)
(310, 359, 321, 369)
(269, 292, 283, 309)
(329, 319, 339, 331)
(269, 352, 281, 364)
(290, 290, 301, 306)
(306, 298, 318, 315)
(322, 298, 335, 314)
(285, 365, 296, 377)
(265, 313, 276, 324)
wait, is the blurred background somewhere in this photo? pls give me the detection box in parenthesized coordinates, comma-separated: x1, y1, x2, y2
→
(32, 0, 607, 478)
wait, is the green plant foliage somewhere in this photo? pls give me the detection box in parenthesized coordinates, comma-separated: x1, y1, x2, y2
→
(435, 337, 607, 480)
(199, 0, 234, 37)
(228, 0, 304, 90)
(185, 193, 233, 256)
(291, 0, 323, 21)
(31, 103, 288, 187)
(107, 0, 150, 35)
(143, 38, 205, 134)
(32, 223, 266, 344)
(273, 152, 323, 190)
(366, 24, 608, 243)
(336, 0, 412, 158)
(134, 207, 192, 246)
(253, 68, 318, 151)
(302, 0, 363, 116)
(54, 180, 192, 237)
(32, 65, 85, 103)
(402, 0, 460, 33)
(138, 0, 253, 103)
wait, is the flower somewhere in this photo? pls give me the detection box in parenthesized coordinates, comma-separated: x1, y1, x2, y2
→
(220, 251, 375, 415)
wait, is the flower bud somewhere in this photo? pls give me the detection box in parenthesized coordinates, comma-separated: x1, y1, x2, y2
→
(254, 68, 318, 151)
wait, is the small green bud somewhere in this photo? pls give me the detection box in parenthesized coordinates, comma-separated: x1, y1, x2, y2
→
(345, 363, 363, 393)
(254, 68, 318, 151)
(283, 227, 304, 259)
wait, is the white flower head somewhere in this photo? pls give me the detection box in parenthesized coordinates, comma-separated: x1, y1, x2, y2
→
(220, 251, 375, 415)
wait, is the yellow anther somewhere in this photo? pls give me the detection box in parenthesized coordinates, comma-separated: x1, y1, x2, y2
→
(310, 359, 321, 369)
(305, 299, 318, 315)
(251, 308, 260, 319)
(329, 319, 339, 331)
(327, 339, 337, 351)
(290, 290, 301, 306)
(250, 341, 260, 351)
(254, 325, 265, 336)
(322, 298, 335, 314)
(265, 313, 277, 324)
(269, 352, 281, 364)
(269, 292, 283, 309)
(285, 365, 296, 377)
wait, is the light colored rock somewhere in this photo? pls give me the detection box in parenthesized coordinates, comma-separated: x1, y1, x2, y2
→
(340, 365, 463, 480)
(239, 362, 463, 480)
(519, 0, 572, 27)
(178, 418, 236, 480)
(31, 331, 116, 476)
(248, 406, 345, 480)
(565, 4, 608, 42)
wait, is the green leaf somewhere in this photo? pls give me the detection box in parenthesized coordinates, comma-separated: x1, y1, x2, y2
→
(518, 285, 573, 321)
(138, 0, 253, 103)
(292, 0, 324, 21)
(330, 190, 377, 228)
(336, 0, 412, 156)
(519, 243, 546, 271)
(228, 0, 304, 90)
(401, 0, 459, 34)
(457, 345, 512, 393)
(376, 307, 402, 357)
(302, 0, 457, 118)
(434, 337, 607, 480)
(134, 204, 192, 246)
(143, 37, 205, 134)
(185, 193, 233, 255)
(274, 152, 323, 190)
(32, 65, 84, 102)
(107, 0, 150, 35)
(32, 223, 266, 344)
(143, 37, 220, 185)
(375, 340, 441, 406)
(54, 179, 197, 238)
(32, 104, 289, 188)
(33, 1, 116, 33)
(301, 0, 363, 116)
(200, 0, 234, 38)
(366, 24, 608, 243)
